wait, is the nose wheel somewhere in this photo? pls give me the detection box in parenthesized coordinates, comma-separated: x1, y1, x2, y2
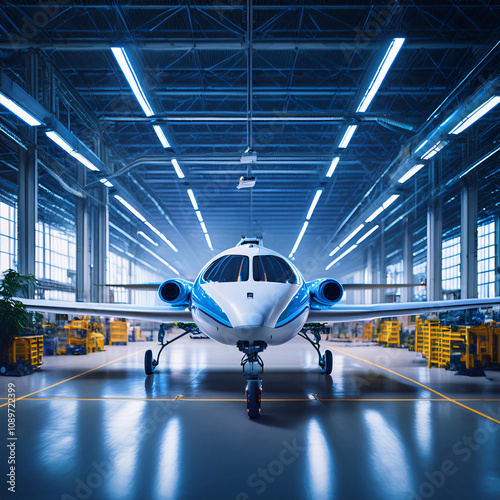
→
(246, 380, 262, 418)
(238, 341, 267, 419)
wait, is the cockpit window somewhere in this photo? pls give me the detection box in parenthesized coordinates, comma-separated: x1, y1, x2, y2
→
(253, 256, 297, 284)
(203, 255, 249, 283)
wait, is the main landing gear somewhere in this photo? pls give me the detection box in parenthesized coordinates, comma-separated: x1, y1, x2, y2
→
(144, 322, 195, 375)
(238, 340, 267, 419)
(298, 323, 333, 375)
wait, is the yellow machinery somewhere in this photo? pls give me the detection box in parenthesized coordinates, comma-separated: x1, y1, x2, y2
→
(3, 335, 44, 375)
(409, 320, 500, 373)
(363, 322, 373, 341)
(65, 319, 105, 355)
(109, 321, 129, 345)
(377, 321, 401, 348)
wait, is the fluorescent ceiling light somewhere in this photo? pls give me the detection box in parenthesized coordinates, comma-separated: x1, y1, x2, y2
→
(138, 230, 158, 246)
(326, 157, 340, 178)
(414, 140, 428, 154)
(459, 144, 500, 179)
(290, 221, 309, 257)
(356, 38, 405, 113)
(365, 206, 384, 223)
(0, 92, 42, 126)
(46, 131, 100, 171)
(114, 195, 146, 222)
(340, 224, 364, 248)
(449, 96, 500, 135)
(421, 141, 445, 160)
(205, 233, 213, 251)
(153, 125, 170, 148)
(172, 158, 185, 179)
(195, 211, 203, 222)
(187, 189, 198, 210)
(306, 190, 323, 220)
(329, 246, 340, 257)
(143, 221, 178, 252)
(46, 131, 74, 154)
(111, 47, 154, 117)
(200, 222, 208, 234)
(70, 151, 100, 171)
(398, 164, 425, 184)
(338, 125, 358, 149)
(382, 194, 400, 209)
(356, 225, 379, 245)
(100, 178, 113, 188)
(326, 244, 357, 270)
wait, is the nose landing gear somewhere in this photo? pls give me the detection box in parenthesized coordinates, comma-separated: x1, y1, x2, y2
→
(238, 340, 267, 418)
(299, 323, 333, 375)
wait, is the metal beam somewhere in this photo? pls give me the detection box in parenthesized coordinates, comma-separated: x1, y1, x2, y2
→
(0, 40, 481, 51)
(76, 165, 90, 301)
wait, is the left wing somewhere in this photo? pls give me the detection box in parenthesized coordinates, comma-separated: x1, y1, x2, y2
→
(308, 297, 500, 323)
(17, 298, 192, 323)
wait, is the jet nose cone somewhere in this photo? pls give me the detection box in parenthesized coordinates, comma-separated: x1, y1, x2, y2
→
(243, 312, 265, 327)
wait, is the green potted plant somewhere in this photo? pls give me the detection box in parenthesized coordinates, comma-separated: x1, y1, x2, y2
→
(0, 269, 43, 363)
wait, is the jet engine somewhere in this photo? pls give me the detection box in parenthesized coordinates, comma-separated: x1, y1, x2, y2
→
(307, 278, 344, 307)
(158, 279, 193, 308)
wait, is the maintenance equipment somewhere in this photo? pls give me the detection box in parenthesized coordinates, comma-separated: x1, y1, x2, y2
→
(65, 319, 105, 355)
(0, 335, 44, 376)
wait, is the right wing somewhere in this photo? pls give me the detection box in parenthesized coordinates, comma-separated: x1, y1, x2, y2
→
(307, 297, 500, 323)
(17, 298, 192, 323)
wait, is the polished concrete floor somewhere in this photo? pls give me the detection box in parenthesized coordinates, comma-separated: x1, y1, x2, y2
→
(1, 333, 500, 500)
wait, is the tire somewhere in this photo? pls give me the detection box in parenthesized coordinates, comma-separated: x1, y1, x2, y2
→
(323, 350, 333, 375)
(145, 349, 155, 375)
(246, 380, 261, 419)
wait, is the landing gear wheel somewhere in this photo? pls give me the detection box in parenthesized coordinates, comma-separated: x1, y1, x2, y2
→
(246, 380, 261, 419)
(144, 349, 156, 375)
(322, 350, 333, 375)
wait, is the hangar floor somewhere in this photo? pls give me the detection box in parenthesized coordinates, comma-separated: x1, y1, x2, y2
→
(1, 333, 499, 500)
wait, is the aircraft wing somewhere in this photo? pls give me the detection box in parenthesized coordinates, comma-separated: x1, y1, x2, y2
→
(341, 283, 425, 290)
(307, 297, 500, 323)
(17, 298, 192, 323)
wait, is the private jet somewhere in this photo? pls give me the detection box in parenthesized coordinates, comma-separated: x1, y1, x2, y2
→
(19, 237, 500, 418)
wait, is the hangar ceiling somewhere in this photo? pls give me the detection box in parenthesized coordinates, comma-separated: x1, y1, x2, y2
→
(0, 1, 499, 280)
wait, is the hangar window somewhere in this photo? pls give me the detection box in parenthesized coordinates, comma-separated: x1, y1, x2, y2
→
(253, 256, 297, 284)
(442, 236, 461, 293)
(478, 221, 495, 299)
(0, 200, 17, 277)
(203, 255, 249, 282)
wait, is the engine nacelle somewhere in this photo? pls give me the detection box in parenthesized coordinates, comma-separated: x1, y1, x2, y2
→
(307, 278, 344, 307)
(158, 279, 193, 308)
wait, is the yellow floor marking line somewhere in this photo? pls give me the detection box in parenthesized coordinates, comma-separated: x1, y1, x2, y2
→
(0, 347, 148, 409)
(4, 396, 500, 403)
(332, 347, 500, 426)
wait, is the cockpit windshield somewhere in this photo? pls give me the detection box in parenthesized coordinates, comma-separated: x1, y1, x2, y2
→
(203, 255, 249, 283)
(253, 255, 297, 284)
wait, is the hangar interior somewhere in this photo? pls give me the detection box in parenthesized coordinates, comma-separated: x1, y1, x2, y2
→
(0, 2, 500, 500)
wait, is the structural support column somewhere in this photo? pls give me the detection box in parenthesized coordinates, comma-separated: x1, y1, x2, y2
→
(17, 144, 37, 280)
(76, 166, 90, 301)
(461, 178, 478, 299)
(426, 160, 442, 302)
(90, 185, 109, 303)
(402, 215, 413, 303)
(376, 220, 385, 303)
(365, 245, 373, 305)
(18, 51, 38, 295)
